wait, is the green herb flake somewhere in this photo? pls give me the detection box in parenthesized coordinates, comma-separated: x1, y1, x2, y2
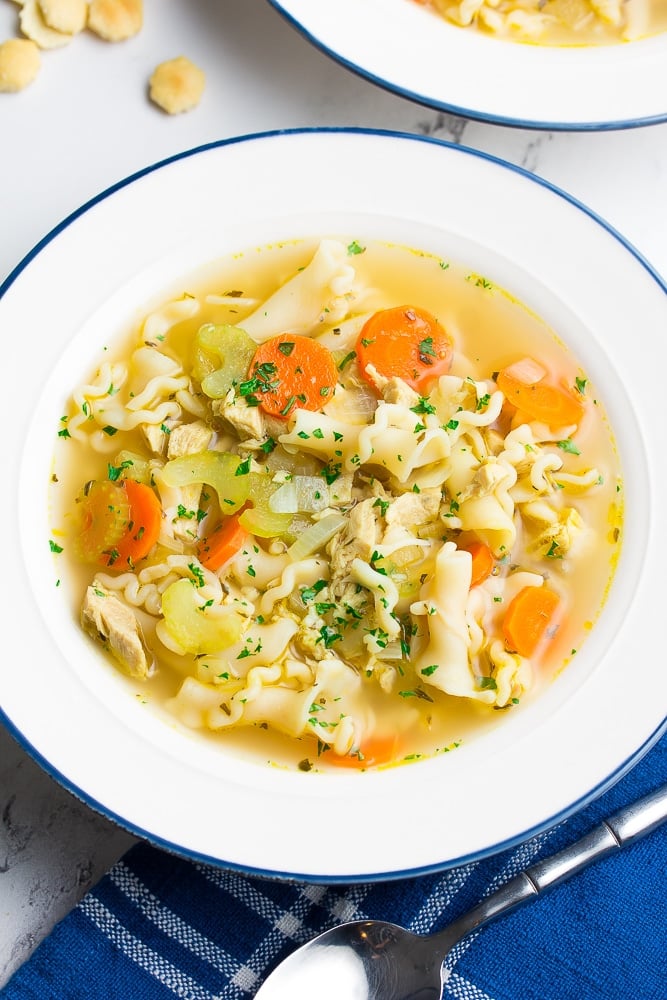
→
(410, 397, 436, 416)
(49, 539, 64, 554)
(102, 426, 118, 437)
(107, 459, 133, 481)
(338, 351, 356, 371)
(278, 341, 295, 356)
(347, 240, 366, 256)
(235, 457, 251, 476)
(575, 377, 588, 395)
(421, 663, 439, 677)
(418, 336, 437, 364)
(301, 579, 328, 602)
(557, 438, 581, 456)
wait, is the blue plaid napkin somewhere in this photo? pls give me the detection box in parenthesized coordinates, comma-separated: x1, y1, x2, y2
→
(4, 731, 666, 1000)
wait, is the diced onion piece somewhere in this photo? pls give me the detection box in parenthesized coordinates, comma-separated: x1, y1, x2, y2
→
(287, 512, 346, 561)
(269, 477, 330, 513)
(239, 505, 292, 538)
(377, 641, 405, 660)
(502, 357, 547, 386)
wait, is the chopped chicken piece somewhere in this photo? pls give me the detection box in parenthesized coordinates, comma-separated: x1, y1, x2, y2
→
(459, 460, 509, 501)
(380, 376, 420, 409)
(385, 489, 441, 527)
(213, 392, 266, 440)
(141, 421, 172, 456)
(530, 506, 584, 557)
(167, 420, 213, 459)
(81, 582, 152, 678)
(327, 498, 380, 581)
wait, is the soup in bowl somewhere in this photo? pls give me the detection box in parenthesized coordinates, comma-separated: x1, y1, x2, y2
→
(3, 131, 665, 879)
(49, 237, 622, 773)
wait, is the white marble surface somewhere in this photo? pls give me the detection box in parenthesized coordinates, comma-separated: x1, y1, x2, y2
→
(1, 0, 666, 988)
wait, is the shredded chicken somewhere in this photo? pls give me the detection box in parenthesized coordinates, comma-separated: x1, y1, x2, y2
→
(81, 582, 152, 679)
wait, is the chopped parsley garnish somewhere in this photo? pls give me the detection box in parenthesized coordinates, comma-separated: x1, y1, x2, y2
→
(49, 539, 63, 553)
(373, 497, 389, 517)
(411, 397, 436, 416)
(301, 579, 328, 602)
(107, 460, 133, 481)
(347, 240, 366, 256)
(278, 341, 295, 356)
(338, 351, 356, 371)
(102, 426, 118, 436)
(575, 377, 588, 395)
(188, 563, 205, 587)
(259, 437, 277, 454)
(418, 336, 436, 365)
(316, 625, 343, 648)
(557, 438, 581, 455)
(235, 457, 251, 476)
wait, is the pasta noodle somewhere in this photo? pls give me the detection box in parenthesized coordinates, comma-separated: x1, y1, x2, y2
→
(51, 237, 622, 770)
(417, 0, 667, 45)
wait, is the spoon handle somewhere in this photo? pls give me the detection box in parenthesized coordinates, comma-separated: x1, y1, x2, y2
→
(434, 782, 667, 946)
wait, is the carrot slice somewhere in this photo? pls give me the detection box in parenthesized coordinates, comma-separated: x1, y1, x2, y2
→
(355, 305, 453, 393)
(502, 585, 560, 658)
(75, 478, 162, 568)
(75, 480, 130, 563)
(496, 358, 585, 429)
(111, 479, 163, 568)
(246, 335, 337, 420)
(325, 734, 399, 769)
(464, 541, 494, 588)
(197, 509, 249, 571)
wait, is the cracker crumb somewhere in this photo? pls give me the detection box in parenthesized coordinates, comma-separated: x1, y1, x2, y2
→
(38, 0, 88, 35)
(0, 37, 41, 90)
(149, 55, 205, 114)
(20, 0, 73, 48)
(0, 38, 41, 94)
(88, 0, 142, 42)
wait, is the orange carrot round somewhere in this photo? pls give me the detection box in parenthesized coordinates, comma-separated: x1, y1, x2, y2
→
(325, 733, 399, 769)
(496, 358, 585, 429)
(197, 509, 249, 571)
(112, 480, 162, 567)
(247, 335, 337, 420)
(75, 478, 162, 568)
(464, 541, 494, 588)
(502, 585, 560, 657)
(355, 305, 453, 393)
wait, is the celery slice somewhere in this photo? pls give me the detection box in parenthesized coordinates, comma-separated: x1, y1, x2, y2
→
(160, 451, 250, 511)
(193, 324, 257, 398)
(161, 579, 244, 655)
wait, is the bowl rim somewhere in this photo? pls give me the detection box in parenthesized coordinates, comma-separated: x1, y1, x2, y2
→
(2, 127, 667, 882)
(266, 0, 667, 131)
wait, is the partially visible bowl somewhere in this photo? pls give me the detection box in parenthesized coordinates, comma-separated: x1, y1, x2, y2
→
(1, 129, 666, 882)
(268, 0, 667, 129)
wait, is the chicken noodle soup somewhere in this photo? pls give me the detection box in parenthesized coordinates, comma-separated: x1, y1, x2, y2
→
(50, 239, 622, 770)
(414, 0, 667, 46)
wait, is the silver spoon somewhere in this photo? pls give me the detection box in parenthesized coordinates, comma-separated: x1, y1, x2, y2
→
(255, 782, 667, 999)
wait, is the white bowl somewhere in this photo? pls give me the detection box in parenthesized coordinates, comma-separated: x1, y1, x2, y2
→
(1, 129, 666, 881)
(268, 0, 667, 129)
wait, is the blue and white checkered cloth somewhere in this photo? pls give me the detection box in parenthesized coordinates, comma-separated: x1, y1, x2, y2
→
(4, 731, 666, 1000)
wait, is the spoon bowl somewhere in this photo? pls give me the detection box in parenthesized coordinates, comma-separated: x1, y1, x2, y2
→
(255, 783, 667, 999)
